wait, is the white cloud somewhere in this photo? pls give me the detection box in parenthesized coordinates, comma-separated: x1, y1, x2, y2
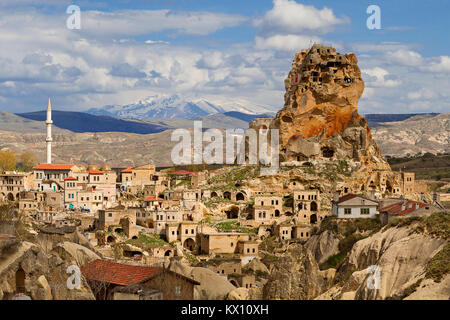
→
(255, 34, 322, 51)
(362, 67, 401, 88)
(81, 10, 247, 37)
(145, 40, 170, 45)
(423, 56, 450, 72)
(384, 49, 423, 67)
(254, 0, 349, 35)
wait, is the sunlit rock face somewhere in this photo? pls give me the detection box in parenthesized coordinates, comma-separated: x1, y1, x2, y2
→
(250, 44, 390, 171)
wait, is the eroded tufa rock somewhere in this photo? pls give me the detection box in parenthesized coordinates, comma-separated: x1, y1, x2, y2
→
(250, 44, 390, 172)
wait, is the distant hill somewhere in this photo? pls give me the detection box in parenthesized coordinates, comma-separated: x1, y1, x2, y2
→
(365, 113, 440, 123)
(0, 111, 70, 134)
(222, 111, 275, 123)
(370, 112, 449, 157)
(16, 111, 168, 134)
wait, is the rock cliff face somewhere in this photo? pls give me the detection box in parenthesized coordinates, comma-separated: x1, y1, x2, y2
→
(0, 240, 96, 300)
(317, 224, 449, 300)
(263, 244, 326, 300)
(250, 44, 390, 172)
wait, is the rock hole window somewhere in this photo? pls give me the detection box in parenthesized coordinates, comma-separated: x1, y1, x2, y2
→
(321, 147, 334, 158)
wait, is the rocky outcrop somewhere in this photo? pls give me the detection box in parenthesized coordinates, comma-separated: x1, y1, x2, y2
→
(0, 241, 95, 300)
(246, 258, 270, 275)
(318, 225, 448, 300)
(226, 287, 250, 300)
(249, 44, 390, 172)
(263, 244, 327, 300)
(305, 230, 340, 264)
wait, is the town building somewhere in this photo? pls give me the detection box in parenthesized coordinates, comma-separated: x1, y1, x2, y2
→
(0, 171, 34, 201)
(332, 194, 378, 219)
(81, 259, 199, 300)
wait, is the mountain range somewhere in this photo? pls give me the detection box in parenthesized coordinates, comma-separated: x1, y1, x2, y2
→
(87, 94, 275, 120)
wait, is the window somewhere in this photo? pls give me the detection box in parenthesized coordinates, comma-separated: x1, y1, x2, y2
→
(360, 208, 370, 215)
(344, 208, 351, 215)
(175, 286, 181, 297)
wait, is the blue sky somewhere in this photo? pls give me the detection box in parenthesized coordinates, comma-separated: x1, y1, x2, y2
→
(0, 0, 449, 114)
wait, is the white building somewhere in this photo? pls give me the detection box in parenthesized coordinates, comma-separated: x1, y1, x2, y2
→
(332, 194, 378, 219)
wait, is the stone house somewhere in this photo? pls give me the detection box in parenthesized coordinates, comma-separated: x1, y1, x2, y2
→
(238, 240, 259, 257)
(0, 171, 34, 202)
(276, 223, 292, 241)
(81, 259, 199, 300)
(253, 195, 283, 224)
(293, 190, 321, 224)
(97, 207, 137, 239)
(199, 232, 250, 255)
(32, 164, 80, 191)
(165, 221, 198, 250)
(378, 200, 444, 225)
(205, 259, 242, 276)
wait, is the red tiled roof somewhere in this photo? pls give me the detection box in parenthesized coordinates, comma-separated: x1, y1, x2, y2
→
(337, 194, 358, 203)
(34, 164, 74, 170)
(121, 167, 133, 173)
(89, 170, 104, 175)
(138, 196, 164, 201)
(81, 259, 161, 286)
(379, 200, 428, 216)
(169, 170, 197, 175)
(64, 176, 77, 181)
(336, 193, 376, 204)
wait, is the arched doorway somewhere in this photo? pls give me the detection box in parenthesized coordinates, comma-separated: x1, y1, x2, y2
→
(15, 268, 25, 293)
(275, 209, 280, 217)
(226, 207, 239, 219)
(164, 250, 172, 257)
(310, 214, 318, 224)
(211, 191, 218, 198)
(236, 192, 246, 201)
(7, 193, 14, 201)
(223, 191, 231, 200)
(107, 235, 116, 243)
(310, 201, 318, 211)
(386, 180, 393, 193)
(183, 238, 195, 251)
(131, 236, 138, 240)
(114, 227, 124, 233)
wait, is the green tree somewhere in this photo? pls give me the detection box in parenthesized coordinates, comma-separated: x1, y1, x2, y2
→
(19, 151, 38, 172)
(0, 150, 17, 172)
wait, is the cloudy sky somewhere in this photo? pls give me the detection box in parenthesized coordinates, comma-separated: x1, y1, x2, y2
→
(0, 0, 449, 114)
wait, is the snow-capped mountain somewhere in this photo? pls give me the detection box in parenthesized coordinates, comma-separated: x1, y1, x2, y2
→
(87, 94, 274, 120)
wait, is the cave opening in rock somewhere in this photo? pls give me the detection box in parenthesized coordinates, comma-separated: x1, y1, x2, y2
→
(321, 147, 334, 158)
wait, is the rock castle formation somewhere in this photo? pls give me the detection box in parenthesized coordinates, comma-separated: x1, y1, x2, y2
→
(250, 44, 390, 173)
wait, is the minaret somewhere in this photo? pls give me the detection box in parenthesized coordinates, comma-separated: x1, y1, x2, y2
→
(46, 98, 53, 164)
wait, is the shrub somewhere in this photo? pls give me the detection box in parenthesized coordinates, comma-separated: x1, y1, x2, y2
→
(425, 243, 450, 282)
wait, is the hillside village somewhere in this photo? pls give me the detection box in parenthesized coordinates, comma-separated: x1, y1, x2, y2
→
(0, 45, 448, 301)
